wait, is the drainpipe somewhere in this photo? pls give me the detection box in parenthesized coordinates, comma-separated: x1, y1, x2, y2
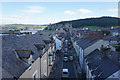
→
(47, 52, 48, 77)
(40, 57, 41, 79)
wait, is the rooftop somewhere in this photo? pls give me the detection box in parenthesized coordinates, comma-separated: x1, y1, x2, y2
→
(1, 31, 54, 78)
(76, 37, 99, 49)
(85, 49, 120, 79)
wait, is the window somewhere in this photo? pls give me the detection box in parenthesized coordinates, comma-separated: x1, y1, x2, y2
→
(49, 56, 53, 66)
(33, 74, 37, 80)
(32, 70, 38, 80)
(43, 60, 47, 76)
(52, 51, 56, 61)
(48, 52, 53, 66)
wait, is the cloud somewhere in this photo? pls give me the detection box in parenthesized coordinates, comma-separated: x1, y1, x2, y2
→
(1, 15, 31, 24)
(64, 10, 75, 15)
(107, 8, 118, 12)
(77, 9, 92, 14)
(23, 6, 45, 13)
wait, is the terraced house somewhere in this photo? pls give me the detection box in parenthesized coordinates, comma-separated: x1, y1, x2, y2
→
(1, 32, 56, 79)
(85, 47, 120, 79)
(71, 30, 116, 78)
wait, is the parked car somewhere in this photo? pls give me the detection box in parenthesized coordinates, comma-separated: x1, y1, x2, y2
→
(68, 42, 70, 46)
(63, 57, 68, 62)
(64, 53, 68, 57)
(68, 46, 71, 50)
(61, 69, 69, 78)
(69, 55, 73, 61)
(65, 40, 68, 46)
(65, 48, 68, 52)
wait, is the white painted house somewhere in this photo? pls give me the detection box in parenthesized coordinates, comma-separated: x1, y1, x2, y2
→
(53, 35, 62, 51)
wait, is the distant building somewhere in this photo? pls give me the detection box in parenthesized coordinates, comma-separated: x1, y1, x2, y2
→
(111, 29, 119, 36)
(88, 31, 103, 40)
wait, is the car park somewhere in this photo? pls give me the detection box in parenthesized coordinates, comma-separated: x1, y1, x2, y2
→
(61, 69, 69, 78)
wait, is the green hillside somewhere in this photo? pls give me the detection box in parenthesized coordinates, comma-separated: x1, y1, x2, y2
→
(54, 16, 120, 28)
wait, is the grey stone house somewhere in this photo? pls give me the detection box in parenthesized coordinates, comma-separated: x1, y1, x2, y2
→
(1, 32, 56, 79)
(71, 34, 115, 75)
(85, 49, 120, 80)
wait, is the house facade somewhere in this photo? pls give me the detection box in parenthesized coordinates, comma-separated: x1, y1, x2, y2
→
(71, 33, 115, 75)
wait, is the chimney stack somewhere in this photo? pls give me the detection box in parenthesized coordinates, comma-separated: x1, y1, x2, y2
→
(100, 45, 111, 58)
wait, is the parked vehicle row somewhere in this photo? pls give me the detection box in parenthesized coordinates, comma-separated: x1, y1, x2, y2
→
(63, 55, 74, 62)
(62, 40, 73, 79)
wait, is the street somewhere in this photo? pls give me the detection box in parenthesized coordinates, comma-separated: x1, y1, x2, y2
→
(49, 30, 77, 80)
(62, 42, 76, 79)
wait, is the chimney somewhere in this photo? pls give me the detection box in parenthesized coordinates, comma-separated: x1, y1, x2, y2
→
(100, 45, 111, 58)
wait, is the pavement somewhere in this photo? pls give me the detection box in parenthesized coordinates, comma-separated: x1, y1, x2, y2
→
(49, 51, 63, 79)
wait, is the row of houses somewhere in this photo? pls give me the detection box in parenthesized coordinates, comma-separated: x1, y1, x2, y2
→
(71, 29, 120, 80)
(0, 30, 59, 79)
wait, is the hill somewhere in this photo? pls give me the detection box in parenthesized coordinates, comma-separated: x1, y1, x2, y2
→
(53, 16, 120, 28)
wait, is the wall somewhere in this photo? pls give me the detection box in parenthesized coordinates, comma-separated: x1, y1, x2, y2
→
(41, 44, 55, 78)
(19, 57, 40, 79)
(53, 36, 62, 51)
(79, 47, 84, 68)
(41, 51, 48, 78)
(47, 45, 55, 76)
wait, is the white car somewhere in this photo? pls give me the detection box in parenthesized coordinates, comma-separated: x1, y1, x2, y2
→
(62, 69, 69, 78)
(63, 57, 68, 62)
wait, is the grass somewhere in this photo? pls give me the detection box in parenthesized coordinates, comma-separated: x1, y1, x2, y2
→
(83, 26, 120, 29)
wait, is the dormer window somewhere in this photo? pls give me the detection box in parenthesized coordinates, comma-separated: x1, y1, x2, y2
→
(15, 49, 34, 64)
(43, 40, 54, 44)
(34, 44, 45, 51)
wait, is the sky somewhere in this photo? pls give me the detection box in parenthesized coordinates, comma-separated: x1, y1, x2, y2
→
(1, 2, 118, 25)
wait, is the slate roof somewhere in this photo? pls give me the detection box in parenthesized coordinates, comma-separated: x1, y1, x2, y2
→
(1, 66, 13, 78)
(1, 33, 53, 78)
(103, 36, 120, 41)
(85, 49, 120, 79)
(106, 51, 120, 66)
(76, 37, 99, 49)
